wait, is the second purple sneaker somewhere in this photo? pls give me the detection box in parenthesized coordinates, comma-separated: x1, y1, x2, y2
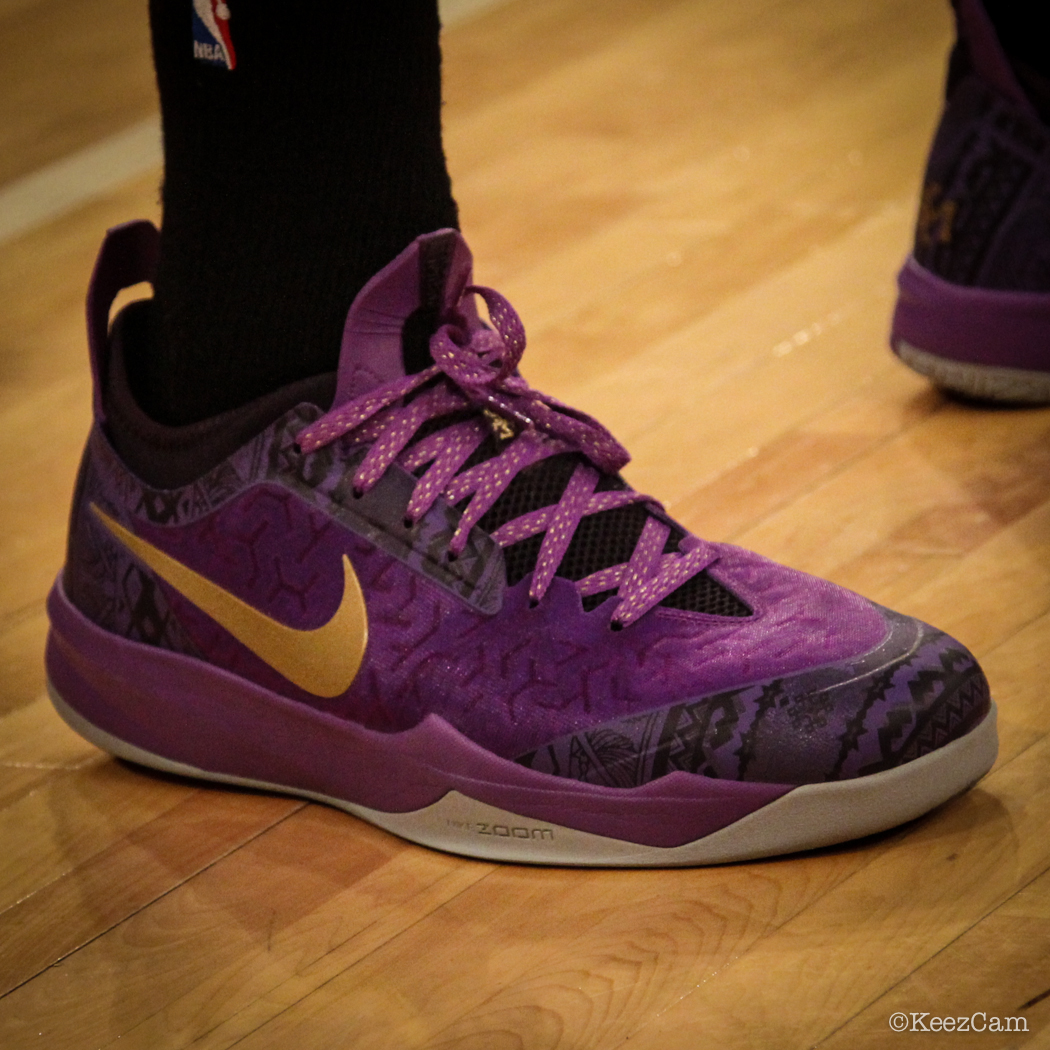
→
(892, 0, 1050, 402)
(46, 220, 997, 866)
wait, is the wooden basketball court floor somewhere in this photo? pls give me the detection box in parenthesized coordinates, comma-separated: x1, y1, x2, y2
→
(2, 1, 1049, 1046)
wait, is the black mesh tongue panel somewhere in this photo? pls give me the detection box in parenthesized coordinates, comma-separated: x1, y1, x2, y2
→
(478, 453, 581, 533)
(475, 450, 750, 617)
(663, 570, 751, 616)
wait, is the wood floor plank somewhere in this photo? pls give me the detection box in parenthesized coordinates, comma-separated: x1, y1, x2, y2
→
(0, 172, 161, 395)
(817, 866, 1050, 1047)
(0, 691, 98, 779)
(0, 790, 302, 999)
(451, 0, 949, 381)
(116, 845, 488, 1050)
(178, 851, 870, 1050)
(0, 176, 162, 722)
(0, 808, 491, 1050)
(672, 368, 940, 543)
(892, 496, 1050, 662)
(0, 604, 53, 720)
(556, 204, 922, 505)
(0, 758, 196, 914)
(0, 0, 155, 187)
(0, 374, 91, 646)
(979, 611, 1050, 756)
(736, 402, 1050, 610)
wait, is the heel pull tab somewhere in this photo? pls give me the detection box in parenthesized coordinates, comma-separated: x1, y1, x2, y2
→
(86, 221, 159, 425)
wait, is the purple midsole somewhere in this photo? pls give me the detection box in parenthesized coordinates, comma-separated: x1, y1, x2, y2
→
(892, 256, 1050, 371)
(45, 577, 792, 849)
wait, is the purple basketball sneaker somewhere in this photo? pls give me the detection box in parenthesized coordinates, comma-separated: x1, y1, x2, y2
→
(46, 220, 997, 865)
(892, 0, 1050, 402)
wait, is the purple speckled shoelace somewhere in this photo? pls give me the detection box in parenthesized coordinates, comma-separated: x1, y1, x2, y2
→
(299, 284, 714, 627)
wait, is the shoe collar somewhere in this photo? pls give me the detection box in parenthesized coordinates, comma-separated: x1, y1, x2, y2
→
(85, 222, 474, 427)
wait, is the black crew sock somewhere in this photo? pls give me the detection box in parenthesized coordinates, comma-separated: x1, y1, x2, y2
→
(137, 0, 459, 426)
(976, 0, 1050, 121)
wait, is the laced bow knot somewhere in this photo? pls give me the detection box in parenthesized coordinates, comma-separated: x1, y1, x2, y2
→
(443, 285, 631, 474)
(299, 283, 630, 476)
(430, 285, 525, 390)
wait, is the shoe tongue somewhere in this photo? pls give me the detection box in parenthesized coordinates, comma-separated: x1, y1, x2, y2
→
(333, 229, 475, 405)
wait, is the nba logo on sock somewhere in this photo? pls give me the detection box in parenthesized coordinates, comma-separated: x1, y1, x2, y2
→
(192, 0, 236, 70)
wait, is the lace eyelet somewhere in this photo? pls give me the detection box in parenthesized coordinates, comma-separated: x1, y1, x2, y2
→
(351, 486, 365, 500)
(609, 620, 624, 632)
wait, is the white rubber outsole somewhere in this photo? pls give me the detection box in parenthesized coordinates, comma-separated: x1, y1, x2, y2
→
(896, 339, 1050, 404)
(50, 684, 998, 867)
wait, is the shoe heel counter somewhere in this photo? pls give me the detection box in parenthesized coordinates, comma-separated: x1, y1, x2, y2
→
(913, 73, 1050, 290)
(912, 77, 987, 273)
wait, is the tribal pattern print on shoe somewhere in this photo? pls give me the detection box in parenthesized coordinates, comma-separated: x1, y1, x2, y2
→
(47, 220, 997, 866)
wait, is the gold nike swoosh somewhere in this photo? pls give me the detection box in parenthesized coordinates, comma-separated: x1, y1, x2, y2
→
(91, 504, 368, 698)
